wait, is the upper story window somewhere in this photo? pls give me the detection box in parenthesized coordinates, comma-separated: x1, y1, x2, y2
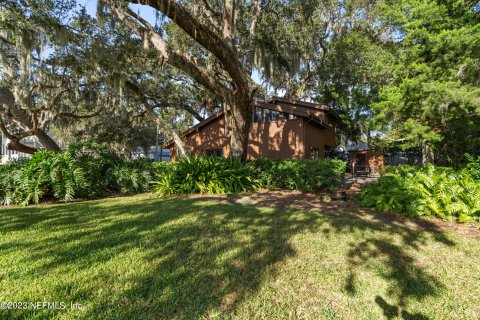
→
(253, 107, 263, 122)
(264, 109, 280, 121)
(253, 107, 292, 123)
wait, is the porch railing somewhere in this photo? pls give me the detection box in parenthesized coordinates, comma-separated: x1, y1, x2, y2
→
(352, 164, 369, 178)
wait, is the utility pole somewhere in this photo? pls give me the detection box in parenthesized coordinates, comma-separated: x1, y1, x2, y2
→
(159, 133, 164, 162)
(155, 123, 160, 162)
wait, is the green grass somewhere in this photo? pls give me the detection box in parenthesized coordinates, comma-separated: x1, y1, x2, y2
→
(0, 194, 479, 319)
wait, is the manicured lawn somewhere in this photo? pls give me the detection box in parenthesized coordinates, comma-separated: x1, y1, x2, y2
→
(0, 194, 479, 319)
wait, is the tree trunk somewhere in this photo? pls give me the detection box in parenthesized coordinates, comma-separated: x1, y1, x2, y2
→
(421, 141, 434, 164)
(156, 117, 188, 158)
(225, 92, 254, 162)
(109, 2, 258, 161)
(142, 145, 149, 157)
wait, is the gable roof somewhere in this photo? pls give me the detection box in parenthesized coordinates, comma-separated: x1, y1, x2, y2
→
(164, 98, 340, 148)
(176, 111, 224, 139)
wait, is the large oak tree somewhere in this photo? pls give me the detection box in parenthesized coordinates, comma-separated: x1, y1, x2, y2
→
(103, 0, 264, 161)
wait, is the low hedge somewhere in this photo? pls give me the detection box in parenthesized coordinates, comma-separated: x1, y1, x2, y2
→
(248, 158, 346, 192)
(1, 150, 347, 204)
(152, 157, 346, 195)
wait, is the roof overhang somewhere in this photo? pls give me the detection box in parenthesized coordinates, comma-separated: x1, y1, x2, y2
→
(267, 96, 341, 121)
(164, 98, 339, 148)
(256, 101, 330, 129)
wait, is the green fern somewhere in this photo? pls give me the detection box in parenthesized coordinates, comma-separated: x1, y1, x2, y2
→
(360, 164, 480, 222)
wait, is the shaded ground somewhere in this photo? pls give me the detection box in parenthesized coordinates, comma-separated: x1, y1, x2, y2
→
(188, 190, 480, 239)
(0, 194, 479, 319)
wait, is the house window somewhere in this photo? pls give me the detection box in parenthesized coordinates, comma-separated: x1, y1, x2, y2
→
(287, 113, 298, 120)
(254, 107, 285, 122)
(271, 110, 280, 121)
(253, 107, 263, 122)
(264, 109, 271, 121)
(310, 147, 319, 160)
(205, 149, 223, 157)
(264, 109, 280, 122)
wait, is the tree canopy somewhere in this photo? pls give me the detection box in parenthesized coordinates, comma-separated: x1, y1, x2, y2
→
(0, 0, 478, 166)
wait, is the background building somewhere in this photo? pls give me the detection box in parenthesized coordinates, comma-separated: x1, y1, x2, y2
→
(0, 135, 44, 163)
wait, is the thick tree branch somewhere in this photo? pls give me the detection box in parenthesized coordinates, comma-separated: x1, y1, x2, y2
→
(0, 116, 17, 140)
(124, 80, 188, 157)
(245, 0, 261, 75)
(0, 117, 38, 154)
(222, 0, 235, 42)
(107, 3, 229, 100)
(180, 104, 205, 122)
(127, 0, 253, 90)
(7, 139, 38, 154)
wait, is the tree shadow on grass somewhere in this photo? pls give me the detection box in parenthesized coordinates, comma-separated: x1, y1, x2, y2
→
(319, 208, 455, 320)
(0, 196, 457, 319)
(0, 197, 324, 319)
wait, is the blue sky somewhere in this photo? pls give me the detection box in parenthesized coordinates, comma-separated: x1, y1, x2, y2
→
(77, 0, 158, 24)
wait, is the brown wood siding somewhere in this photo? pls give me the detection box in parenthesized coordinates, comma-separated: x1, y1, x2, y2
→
(304, 122, 336, 159)
(186, 116, 230, 155)
(170, 117, 229, 161)
(247, 119, 304, 159)
(170, 115, 337, 161)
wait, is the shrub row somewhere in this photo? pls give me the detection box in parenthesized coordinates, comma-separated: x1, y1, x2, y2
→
(151, 156, 256, 195)
(359, 163, 480, 222)
(152, 156, 346, 195)
(1, 149, 347, 205)
(0, 142, 155, 205)
(247, 158, 346, 192)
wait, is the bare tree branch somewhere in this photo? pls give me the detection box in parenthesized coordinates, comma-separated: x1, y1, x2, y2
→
(50, 109, 103, 123)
